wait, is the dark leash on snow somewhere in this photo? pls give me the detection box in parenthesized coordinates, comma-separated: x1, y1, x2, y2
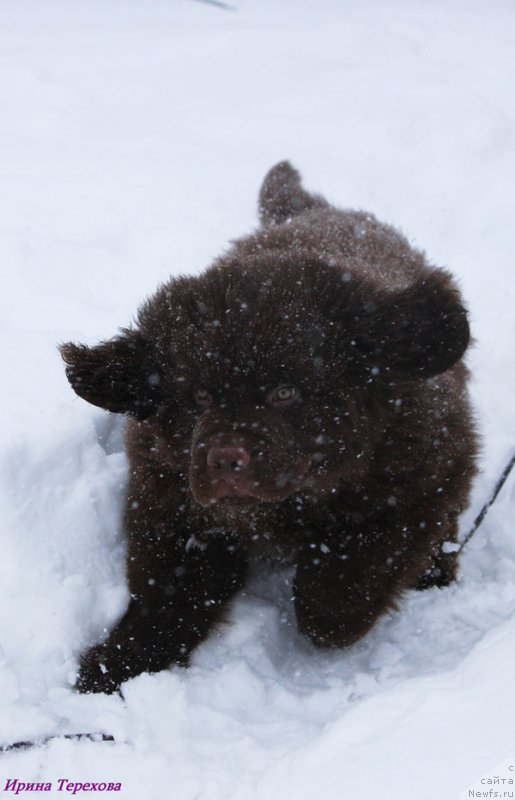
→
(459, 451, 515, 551)
(1, 453, 514, 756)
(0, 733, 115, 754)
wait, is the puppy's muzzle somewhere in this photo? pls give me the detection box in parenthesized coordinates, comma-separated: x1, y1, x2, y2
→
(206, 445, 251, 491)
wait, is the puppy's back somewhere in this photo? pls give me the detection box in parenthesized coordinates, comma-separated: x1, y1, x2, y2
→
(249, 160, 437, 292)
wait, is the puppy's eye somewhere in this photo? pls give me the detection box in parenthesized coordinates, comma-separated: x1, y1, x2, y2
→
(194, 388, 212, 408)
(268, 386, 298, 407)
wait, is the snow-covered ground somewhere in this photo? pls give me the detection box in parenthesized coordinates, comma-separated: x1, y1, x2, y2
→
(1, 1, 514, 797)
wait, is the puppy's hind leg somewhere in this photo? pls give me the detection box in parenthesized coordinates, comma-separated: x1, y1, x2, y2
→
(414, 548, 459, 590)
(413, 514, 462, 590)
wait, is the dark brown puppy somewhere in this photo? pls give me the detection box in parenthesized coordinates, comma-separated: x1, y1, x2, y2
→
(61, 162, 477, 694)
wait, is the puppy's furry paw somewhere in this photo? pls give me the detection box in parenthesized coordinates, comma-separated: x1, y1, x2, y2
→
(75, 645, 124, 695)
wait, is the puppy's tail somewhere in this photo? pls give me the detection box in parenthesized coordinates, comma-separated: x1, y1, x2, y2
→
(258, 161, 327, 225)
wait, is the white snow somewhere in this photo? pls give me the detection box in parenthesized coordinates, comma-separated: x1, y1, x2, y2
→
(1, 0, 514, 797)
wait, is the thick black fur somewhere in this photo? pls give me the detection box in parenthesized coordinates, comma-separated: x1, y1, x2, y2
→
(61, 162, 477, 693)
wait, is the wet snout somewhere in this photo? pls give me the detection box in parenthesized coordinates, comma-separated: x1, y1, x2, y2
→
(207, 445, 250, 487)
(189, 407, 312, 507)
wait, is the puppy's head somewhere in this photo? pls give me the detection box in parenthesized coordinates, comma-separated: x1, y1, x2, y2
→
(61, 255, 469, 509)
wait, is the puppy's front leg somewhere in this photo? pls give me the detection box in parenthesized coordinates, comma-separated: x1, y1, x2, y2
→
(293, 518, 431, 649)
(76, 532, 247, 694)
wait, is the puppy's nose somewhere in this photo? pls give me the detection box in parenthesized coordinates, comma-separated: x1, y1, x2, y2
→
(207, 446, 250, 479)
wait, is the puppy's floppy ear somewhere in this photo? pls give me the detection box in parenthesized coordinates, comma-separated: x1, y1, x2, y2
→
(354, 270, 470, 379)
(59, 329, 161, 419)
